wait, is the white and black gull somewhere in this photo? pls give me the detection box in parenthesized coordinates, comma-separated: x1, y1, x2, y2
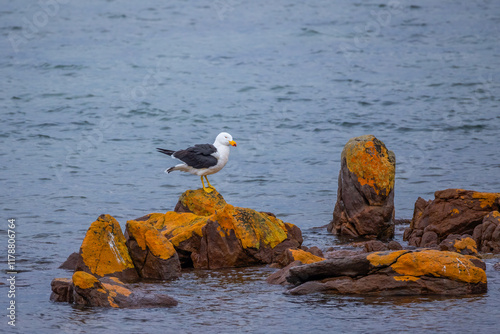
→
(157, 132, 237, 193)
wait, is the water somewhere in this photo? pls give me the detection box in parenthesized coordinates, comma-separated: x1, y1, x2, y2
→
(1, 0, 500, 333)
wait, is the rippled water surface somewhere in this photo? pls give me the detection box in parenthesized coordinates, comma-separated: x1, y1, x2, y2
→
(1, 1, 500, 333)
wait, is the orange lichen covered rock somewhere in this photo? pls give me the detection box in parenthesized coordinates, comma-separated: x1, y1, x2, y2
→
(282, 249, 487, 295)
(404, 189, 500, 247)
(276, 248, 325, 267)
(125, 220, 181, 280)
(174, 189, 227, 216)
(58, 271, 177, 308)
(75, 214, 139, 283)
(389, 250, 486, 284)
(439, 235, 478, 256)
(328, 135, 395, 239)
(134, 189, 302, 269)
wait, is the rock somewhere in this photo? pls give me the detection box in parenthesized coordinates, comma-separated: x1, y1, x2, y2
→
(285, 249, 487, 296)
(494, 262, 500, 271)
(125, 220, 181, 280)
(275, 248, 325, 267)
(266, 261, 302, 285)
(387, 240, 403, 250)
(324, 249, 364, 259)
(473, 211, 500, 253)
(59, 252, 81, 270)
(75, 214, 140, 283)
(174, 189, 226, 216)
(50, 278, 73, 303)
(363, 240, 388, 252)
(404, 189, 500, 247)
(51, 271, 178, 308)
(439, 235, 478, 256)
(305, 246, 324, 258)
(328, 135, 395, 239)
(128, 189, 303, 269)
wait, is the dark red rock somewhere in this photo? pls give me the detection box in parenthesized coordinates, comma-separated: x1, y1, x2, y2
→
(473, 211, 500, 253)
(59, 252, 81, 270)
(50, 278, 73, 303)
(387, 241, 403, 250)
(266, 261, 302, 285)
(363, 240, 388, 252)
(404, 190, 500, 248)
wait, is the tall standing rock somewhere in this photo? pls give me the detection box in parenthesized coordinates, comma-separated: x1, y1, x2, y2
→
(328, 135, 396, 239)
(75, 214, 140, 282)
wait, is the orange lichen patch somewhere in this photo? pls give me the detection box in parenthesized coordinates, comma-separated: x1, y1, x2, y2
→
(289, 249, 325, 264)
(107, 277, 125, 285)
(212, 204, 288, 249)
(451, 208, 460, 216)
(178, 189, 227, 216)
(367, 250, 408, 267)
(144, 229, 176, 259)
(453, 237, 478, 254)
(107, 297, 119, 308)
(80, 215, 135, 277)
(471, 191, 500, 209)
(126, 220, 177, 259)
(162, 213, 207, 246)
(343, 135, 395, 195)
(390, 250, 486, 284)
(138, 211, 207, 246)
(72, 271, 100, 290)
(393, 275, 420, 282)
(102, 283, 132, 297)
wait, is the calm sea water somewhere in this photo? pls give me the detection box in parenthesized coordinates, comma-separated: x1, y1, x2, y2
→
(1, 0, 500, 333)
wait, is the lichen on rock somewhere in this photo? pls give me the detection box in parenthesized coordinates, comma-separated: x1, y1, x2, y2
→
(75, 214, 139, 283)
(328, 135, 395, 239)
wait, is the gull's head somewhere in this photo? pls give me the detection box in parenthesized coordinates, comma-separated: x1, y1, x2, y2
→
(215, 132, 237, 147)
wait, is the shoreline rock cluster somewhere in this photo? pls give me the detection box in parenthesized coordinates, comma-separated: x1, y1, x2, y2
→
(51, 134, 498, 307)
(51, 189, 303, 308)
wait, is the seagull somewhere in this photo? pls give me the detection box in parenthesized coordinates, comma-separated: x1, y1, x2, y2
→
(157, 132, 237, 193)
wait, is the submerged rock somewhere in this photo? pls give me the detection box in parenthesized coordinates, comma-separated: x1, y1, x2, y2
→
(127, 189, 303, 269)
(328, 135, 395, 240)
(404, 189, 500, 248)
(51, 271, 177, 308)
(75, 214, 140, 283)
(271, 249, 487, 295)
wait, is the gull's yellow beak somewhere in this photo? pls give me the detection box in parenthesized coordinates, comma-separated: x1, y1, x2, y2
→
(229, 140, 237, 147)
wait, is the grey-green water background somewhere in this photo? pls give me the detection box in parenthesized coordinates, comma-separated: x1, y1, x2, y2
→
(1, 1, 500, 333)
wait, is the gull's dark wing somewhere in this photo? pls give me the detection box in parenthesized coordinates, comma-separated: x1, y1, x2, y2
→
(172, 144, 218, 168)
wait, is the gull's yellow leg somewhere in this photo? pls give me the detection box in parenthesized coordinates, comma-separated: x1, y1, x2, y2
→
(201, 175, 213, 193)
(204, 175, 216, 190)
